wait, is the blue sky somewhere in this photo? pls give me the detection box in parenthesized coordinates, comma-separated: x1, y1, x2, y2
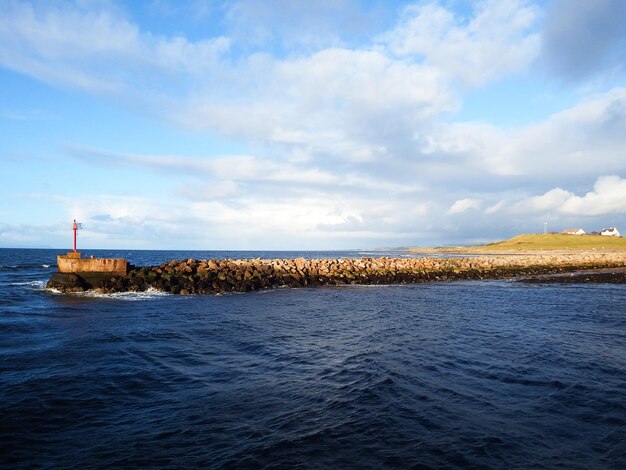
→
(1, 0, 625, 249)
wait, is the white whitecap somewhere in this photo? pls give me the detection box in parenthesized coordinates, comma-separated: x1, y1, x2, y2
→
(74, 287, 171, 301)
(12, 280, 47, 288)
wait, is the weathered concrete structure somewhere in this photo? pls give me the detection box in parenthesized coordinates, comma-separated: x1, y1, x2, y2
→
(57, 252, 128, 276)
(47, 252, 130, 292)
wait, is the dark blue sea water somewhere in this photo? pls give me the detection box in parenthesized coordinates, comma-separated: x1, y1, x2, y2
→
(1, 248, 625, 469)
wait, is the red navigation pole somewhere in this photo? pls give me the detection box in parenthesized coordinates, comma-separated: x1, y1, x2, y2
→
(73, 219, 78, 252)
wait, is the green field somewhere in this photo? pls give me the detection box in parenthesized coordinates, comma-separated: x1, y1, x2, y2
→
(483, 233, 626, 251)
(410, 233, 626, 253)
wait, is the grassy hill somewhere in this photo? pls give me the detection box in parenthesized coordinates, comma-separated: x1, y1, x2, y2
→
(481, 233, 626, 252)
(410, 233, 626, 253)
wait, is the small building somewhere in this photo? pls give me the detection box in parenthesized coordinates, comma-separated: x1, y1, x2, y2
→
(562, 228, 585, 235)
(600, 227, 620, 237)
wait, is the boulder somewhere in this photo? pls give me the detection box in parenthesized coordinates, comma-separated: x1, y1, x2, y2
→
(46, 273, 89, 293)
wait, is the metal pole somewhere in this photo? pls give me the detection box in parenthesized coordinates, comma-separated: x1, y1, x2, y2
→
(73, 219, 77, 252)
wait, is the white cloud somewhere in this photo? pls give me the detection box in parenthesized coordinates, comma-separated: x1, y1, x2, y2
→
(560, 175, 626, 216)
(0, 0, 537, 164)
(0, 1, 229, 93)
(511, 176, 626, 216)
(381, 0, 540, 86)
(510, 88, 626, 177)
(448, 198, 482, 215)
(420, 87, 626, 179)
(512, 187, 573, 213)
(10, 189, 431, 249)
(64, 145, 424, 193)
(175, 46, 457, 162)
(485, 200, 506, 214)
(176, 180, 240, 202)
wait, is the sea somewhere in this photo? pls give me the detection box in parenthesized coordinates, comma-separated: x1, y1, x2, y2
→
(1, 248, 625, 469)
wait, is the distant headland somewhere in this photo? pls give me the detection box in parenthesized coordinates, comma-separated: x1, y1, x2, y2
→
(409, 233, 626, 255)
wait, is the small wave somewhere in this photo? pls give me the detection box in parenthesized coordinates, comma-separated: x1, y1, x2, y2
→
(11, 280, 47, 288)
(74, 287, 171, 301)
(342, 284, 407, 289)
(0, 265, 19, 271)
(1, 264, 53, 271)
(43, 286, 170, 300)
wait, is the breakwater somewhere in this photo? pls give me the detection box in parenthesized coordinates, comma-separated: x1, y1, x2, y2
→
(46, 253, 626, 294)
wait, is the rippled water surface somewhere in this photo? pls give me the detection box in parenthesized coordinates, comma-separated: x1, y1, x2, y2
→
(1, 249, 625, 468)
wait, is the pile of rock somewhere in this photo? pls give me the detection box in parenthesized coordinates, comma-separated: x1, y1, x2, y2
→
(46, 253, 626, 295)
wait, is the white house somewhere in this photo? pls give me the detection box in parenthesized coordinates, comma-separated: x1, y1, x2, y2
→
(563, 228, 585, 235)
(600, 227, 620, 237)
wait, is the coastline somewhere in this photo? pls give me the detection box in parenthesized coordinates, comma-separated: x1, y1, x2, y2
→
(409, 233, 626, 255)
(409, 247, 626, 255)
(47, 252, 626, 295)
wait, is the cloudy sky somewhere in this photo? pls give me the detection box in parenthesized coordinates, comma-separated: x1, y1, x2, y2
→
(1, 0, 625, 250)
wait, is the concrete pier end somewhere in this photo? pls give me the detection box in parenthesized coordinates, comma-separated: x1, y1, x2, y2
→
(57, 252, 128, 276)
(47, 252, 130, 291)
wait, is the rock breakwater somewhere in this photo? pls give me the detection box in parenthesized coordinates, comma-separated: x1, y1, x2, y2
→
(46, 253, 626, 294)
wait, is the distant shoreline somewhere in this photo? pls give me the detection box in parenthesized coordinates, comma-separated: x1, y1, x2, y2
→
(407, 233, 626, 255)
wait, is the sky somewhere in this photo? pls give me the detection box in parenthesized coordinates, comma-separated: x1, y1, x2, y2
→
(0, 0, 625, 250)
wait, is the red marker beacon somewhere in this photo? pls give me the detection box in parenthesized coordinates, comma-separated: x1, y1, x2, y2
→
(73, 219, 78, 252)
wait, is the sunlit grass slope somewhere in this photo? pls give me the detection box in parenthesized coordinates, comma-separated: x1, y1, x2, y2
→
(481, 233, 626, 252)
(409, 233, 626, 253)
